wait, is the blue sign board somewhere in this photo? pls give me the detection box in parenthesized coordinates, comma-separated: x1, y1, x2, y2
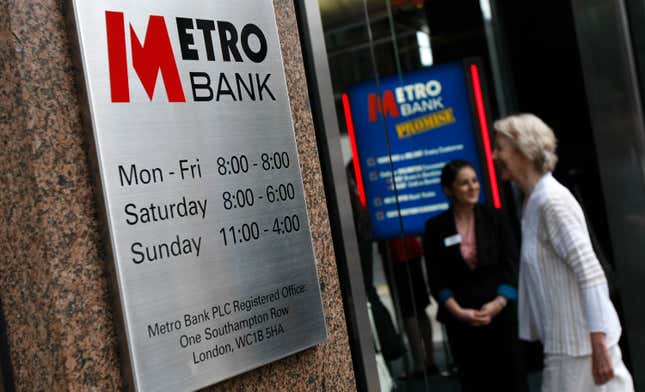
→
(344, 62, 486, 240)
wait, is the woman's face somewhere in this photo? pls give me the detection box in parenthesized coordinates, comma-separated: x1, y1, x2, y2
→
(493, 133, 527, 182)
(446, 166, 480, 206)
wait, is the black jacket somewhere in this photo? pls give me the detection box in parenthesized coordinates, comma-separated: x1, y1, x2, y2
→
(423, 204, 519, 323)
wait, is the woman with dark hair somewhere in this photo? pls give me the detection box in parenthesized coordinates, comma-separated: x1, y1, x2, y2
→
(423, 159, 527, 392)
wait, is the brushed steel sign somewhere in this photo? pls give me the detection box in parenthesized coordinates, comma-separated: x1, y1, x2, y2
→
(66, 1, 327, 390)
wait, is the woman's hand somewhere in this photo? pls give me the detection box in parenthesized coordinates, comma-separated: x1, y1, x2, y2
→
(444, 298, 490, 326)
(457, 308, 491, 326)
(479, 296, 506, 320)
(591, 332, 614, 385)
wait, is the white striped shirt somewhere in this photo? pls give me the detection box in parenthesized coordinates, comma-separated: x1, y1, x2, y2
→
(518, 173, 621, 356)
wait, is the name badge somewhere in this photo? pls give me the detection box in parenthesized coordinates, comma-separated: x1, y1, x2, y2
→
(443, 234, 462, 247)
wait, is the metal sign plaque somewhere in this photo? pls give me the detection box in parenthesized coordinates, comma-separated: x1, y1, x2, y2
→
(67, 1, 327, 390)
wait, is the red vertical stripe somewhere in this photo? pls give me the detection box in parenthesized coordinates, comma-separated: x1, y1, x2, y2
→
(470, 64, 501, 208)
(105, 11, 130, 103)
(342, 94, 367, 207)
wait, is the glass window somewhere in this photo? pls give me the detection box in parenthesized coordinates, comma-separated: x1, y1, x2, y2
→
(317, 0, 539, 390)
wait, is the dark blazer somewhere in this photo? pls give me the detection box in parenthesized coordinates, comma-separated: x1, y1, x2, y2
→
(423, 204, 519, 323)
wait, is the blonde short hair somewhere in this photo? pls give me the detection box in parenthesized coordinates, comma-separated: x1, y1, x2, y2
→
(493, 113, 558, 173)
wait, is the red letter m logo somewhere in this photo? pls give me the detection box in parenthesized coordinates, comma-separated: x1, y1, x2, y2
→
(105, 11, 186, 103)
(367, 90, 399, 122)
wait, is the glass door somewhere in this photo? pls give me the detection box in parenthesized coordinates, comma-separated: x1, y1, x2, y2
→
(316, 0, 530, 390)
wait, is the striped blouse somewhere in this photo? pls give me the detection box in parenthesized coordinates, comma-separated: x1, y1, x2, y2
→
(519, 173, 621, 356)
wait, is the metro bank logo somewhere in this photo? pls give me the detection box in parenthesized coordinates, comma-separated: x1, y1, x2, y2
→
(106, 11, 185, 102)
(104, 11, 274, 104)
(367, 90, 399, 122)
(365, 80, 456, 139)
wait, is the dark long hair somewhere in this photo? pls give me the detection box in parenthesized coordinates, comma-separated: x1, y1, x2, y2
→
(440, 159, 476, 191)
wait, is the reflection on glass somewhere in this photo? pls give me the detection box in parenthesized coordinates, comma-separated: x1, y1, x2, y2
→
(479, 0, 492, 21)
(416, 30, 433, 66)
(317, 0, 528, 390)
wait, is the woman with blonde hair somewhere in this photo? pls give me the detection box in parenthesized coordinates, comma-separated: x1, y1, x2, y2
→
(493, 113, 633, 391)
